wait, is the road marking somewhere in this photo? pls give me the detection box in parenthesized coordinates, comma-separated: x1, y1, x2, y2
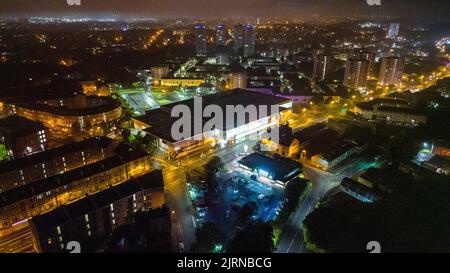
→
(287, 228, 300, 253)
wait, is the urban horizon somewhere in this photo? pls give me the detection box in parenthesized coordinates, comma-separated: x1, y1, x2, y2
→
(0, 1, 449, 268)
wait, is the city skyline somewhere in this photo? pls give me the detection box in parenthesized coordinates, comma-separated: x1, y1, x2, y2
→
(1, 0, 450, 19)
(0, 0, 449, 256)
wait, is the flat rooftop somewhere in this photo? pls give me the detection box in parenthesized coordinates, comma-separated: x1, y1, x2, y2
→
(0, 136, 115, 174)
(30, 170, 163, 232)
(0, 142, 149, 208)
(238, 152, 302, 183)
(135, 88, 291, 143)
(0, 115, 46, 137)
(319, 139, 362, 162)
(356, 97, 410, 111)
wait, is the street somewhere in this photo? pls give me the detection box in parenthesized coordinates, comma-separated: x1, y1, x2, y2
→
(276, 155, 377, 253)
(0, 225, 35, 253)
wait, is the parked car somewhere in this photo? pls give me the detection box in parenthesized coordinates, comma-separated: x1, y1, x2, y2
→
(196, 207, 207, 218)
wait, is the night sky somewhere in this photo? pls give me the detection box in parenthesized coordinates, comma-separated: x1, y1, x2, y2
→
(0, 0, 449, 18)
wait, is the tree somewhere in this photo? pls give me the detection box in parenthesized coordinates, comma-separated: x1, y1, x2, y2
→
(274, 179, 308, 229)
(227, 221, 274, 253)
(343, 125, 372, 143)
(235, 201, 259, 228)
(121, 128, 131, 142)
(334, 85, 350, 99)
(205, 156, 225, 191)
(205, 156, 225, 174)
(191, 222, 225, 253)
(303, 173, 450, 253)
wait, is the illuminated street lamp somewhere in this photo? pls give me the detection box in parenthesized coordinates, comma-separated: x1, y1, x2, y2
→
(214, 244, 223, 253)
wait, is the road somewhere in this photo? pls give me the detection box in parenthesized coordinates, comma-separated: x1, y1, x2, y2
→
(276, 165, 341, 253)
(276, 155, 376, 253)
(157, 137, 258, 252)
(0, 225, 35, 253)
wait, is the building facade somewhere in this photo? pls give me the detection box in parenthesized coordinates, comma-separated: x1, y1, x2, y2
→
(29, 170, 165, 253)
(194, 23, 207, 56)
(344, 59, 370, 90)
(312, 53, 334, 81)
(216, 24, 226, 47)
(387, 23, 400, 38)
(0, 115, 49, 159)
(6, 94, 122, 136)
(0, 141, 152, 229)
(378, 56, 405, 86)
(0, 137, 118, 193)
(158, 77, 205, 87)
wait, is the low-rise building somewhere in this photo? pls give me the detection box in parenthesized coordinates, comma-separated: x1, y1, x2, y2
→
(340, 177, 378, 203)
(431, 139, 450, 157)
(358, 167, 399, 194)
(421, 155, 450, 176)
(355, 98, 426, 126)
(238, 152, 302, 187)
(158, 77, 205, 87)
(0, 115, 49, 159)
(311, 139, 367, 170)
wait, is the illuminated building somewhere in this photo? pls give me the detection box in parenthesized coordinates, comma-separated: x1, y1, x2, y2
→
(80, 81, 111, 97)
(355, 98, 427, 126)
(151, 66, 170, 82)
(158, 77, 205, 87)
(431, 140, 450, 157)
(243, 25, 256, 57)
(29, 170, 165, 253)
(233, 24, 256, 57)
(387, 23, 400, 38)
(228, 63, 247, 89)
(272, 124, 300, 158)
(6, 93, 122, 135)
(378, 56, 405, 86)
(194, 23, 207, 56)
(237, 152, 302, 187)
(233, 24, 245, 53)
(349, 49, 376, 76)
(343, 59, 370, 90)
(133, 89, 291, 158)
(312, 53, 334, 81)
(0, 137, 118, 192)
(79, 81, 98, 96)
(216, 24, 226, 47)
(216, 52, 229, 65)
(0, 140, 152, 229)
(0, 115, 48, 159)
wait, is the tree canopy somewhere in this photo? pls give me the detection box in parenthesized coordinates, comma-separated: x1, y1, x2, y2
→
(304, 173, 450, 252)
